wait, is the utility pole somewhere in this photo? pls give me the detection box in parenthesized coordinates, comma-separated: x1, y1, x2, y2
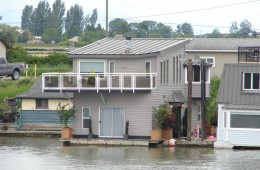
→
(201, 61, 206, 140)
(187, 59, 192, 141)
(106, 0, 108, 37)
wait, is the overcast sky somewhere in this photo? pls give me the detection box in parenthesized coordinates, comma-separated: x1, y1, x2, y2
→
(1, 0, 260, 35)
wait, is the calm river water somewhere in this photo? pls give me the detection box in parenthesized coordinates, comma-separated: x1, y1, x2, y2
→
(0, 137, 259, 170)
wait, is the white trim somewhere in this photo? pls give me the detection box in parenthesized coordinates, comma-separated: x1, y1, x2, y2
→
(200, 56, 215, 67)
(145, 61, 151, 79)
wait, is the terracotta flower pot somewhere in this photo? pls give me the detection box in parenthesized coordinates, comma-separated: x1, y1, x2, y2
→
(161, 129, 173, 139)
(61, 127, 73, 139)
(150, 130, 161, 140)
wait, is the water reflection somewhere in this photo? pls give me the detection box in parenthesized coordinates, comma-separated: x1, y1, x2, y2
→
(0, 137, 259, 170)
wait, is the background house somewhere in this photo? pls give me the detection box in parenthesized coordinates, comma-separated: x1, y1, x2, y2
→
(0, 39, 8, 59)
(186, 38, 260, 77)
(16, 78, 73, 130)
(42, 37, 211, 139)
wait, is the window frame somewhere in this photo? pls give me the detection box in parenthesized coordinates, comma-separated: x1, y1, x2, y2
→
(200, 57, 215, 67)
(82, 107, 90, 129)
(78, 59, 106, 74)
(242, 72, 260, 90)
(229, 111, 260, 130)
(109, 61, 115, 79)
(184, 67, 210, 84)
(35, 99, 48, 109)
(145, 61, 151, 79)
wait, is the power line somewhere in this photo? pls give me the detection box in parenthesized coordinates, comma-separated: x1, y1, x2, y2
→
(124, 0, 260, 19)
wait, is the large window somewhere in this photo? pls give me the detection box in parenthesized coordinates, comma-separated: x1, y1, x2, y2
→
(185, 67, 210, 83)
(243, 72, 260, 90)
(82, 107, 90, 129)
(80, 61, 105, 73)
(230, 113, 260, 129)
(36, 99, 48, 109)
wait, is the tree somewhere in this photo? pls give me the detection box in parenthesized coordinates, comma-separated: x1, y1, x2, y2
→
(239, 19, 252, 38)
(43, 0, 65, 43)
(137, 20, 157, 38)
(156, 23, 173, 38)
(229, 21, 238, 35)
(206, 75, 220, 126)
(85, 8, 98, 32)
(65, 4, 84, 39)
(0, 24, 19, 47)
(109, 18, 129, 37)
(21, 5, 33, 31)
(31, 0, 51, 36)
(208, 28, 223, 38)
(174, 23, 194, 37)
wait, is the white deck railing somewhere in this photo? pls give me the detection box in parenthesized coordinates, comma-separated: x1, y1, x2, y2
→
(42, 73, 157, 93)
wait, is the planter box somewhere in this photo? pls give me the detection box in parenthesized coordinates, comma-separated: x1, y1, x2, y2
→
(161, 129, 173, 139)
(150, 130, 161, 140)
(206, 126, 215, 136)
(61, 127, 73, 139)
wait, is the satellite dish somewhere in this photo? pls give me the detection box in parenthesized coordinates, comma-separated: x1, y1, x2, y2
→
(193, 54, 201, 65)
(68, 43, 75, 52)
(180, 53, 188, 63)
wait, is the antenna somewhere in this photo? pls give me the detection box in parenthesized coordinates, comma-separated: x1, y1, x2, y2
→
(180, 53, 188, 64)
(68, 43, 74, 52)
(193, 54, 201, 65)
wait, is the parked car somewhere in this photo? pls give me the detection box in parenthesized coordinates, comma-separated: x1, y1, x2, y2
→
(0, 57, 26, 80)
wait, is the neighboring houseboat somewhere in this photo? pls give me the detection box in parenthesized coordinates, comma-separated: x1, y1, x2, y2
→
(215, 46, 260, 148)
(16, 78, 73, 130)
(42, 37, 211, 139)
(186, 38, 260, 77)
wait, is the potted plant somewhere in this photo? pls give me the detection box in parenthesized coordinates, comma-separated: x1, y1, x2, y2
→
(161, 113, 175, 139)
(56, 102, 76, 139)
(124, 120, 129, 139)
(87, 70, 95, 87)
(151, 103, 170, 140)
(88, 116, 93, 138)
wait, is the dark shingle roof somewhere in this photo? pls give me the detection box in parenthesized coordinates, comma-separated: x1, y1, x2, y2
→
(69, 38, 189, 55)
(16, 78, 73, 99)
(186, 38, 260, 51)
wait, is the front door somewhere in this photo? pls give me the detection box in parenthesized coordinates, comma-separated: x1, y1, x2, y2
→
(99, 107, 124, 138)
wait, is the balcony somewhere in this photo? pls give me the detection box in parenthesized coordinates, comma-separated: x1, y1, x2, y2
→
(238, 46, 260, 63)
(42, 73, 157, 93)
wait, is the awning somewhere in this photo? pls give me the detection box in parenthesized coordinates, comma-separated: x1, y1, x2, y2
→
(168, 91, 187, 106)
(222, 104, 260, 110)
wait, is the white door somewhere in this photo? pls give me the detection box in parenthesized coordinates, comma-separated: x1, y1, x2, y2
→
(100, 107, 124, 138)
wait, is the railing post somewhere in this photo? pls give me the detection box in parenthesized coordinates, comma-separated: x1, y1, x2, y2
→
(96, 73, 99, 93)
(121, 74, 123, 93)
(42, 75, 45, 92)
(132, 74, 135, 93)
(59, 74, 63, 92)
(150, 73, 153, 89)
(108, 73, 111, 93)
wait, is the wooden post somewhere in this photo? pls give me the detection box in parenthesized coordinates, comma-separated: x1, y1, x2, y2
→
(187, 59, 192, 141)
(201, 61, 207, 140)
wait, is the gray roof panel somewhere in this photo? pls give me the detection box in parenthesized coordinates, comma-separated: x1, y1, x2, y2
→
(186, 38, 260, 51)
(222, 104, 260, 110)
(69, 38, 189, 56)
(168, 91, 187, 103)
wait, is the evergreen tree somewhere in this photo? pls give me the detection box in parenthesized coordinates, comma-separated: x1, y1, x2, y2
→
(21, 5, 33, 31)
(65, 4, 84, 39)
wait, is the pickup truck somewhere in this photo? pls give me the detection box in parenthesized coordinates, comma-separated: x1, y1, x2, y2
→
(0, 57, 26, 80)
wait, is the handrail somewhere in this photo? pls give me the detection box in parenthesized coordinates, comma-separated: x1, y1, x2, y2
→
(42, 73, 157, 92)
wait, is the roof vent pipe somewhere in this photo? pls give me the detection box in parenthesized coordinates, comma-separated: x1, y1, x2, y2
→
(126, 37, 131, 49)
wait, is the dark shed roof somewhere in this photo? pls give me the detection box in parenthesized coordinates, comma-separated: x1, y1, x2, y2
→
(16, 78, 73, 99)
(168, 91, 187, 103)
(186, 38, 260, 51)
(69, 38, 189, 56)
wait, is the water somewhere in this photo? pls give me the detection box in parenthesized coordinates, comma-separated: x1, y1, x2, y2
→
(0, 137, 259, 170)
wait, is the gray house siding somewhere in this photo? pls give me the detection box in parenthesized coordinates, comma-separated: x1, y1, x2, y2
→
(73, 91, 152, 137)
